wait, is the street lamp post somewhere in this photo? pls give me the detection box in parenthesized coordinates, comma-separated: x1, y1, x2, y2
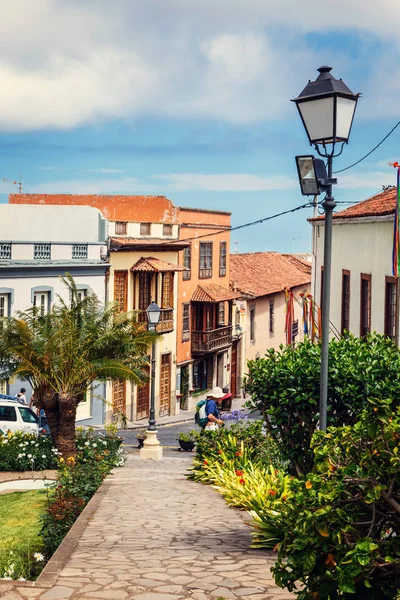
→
(140, 301, 163, 460)
(292, 66, 359, 431)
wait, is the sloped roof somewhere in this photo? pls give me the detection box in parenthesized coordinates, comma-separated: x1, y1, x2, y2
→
(191, 284, 240, 303)
(131, 257, 185, 272)
(110, 237, 189, 251)
(230, 252, 311, 298)
(309, 187, 396, 222)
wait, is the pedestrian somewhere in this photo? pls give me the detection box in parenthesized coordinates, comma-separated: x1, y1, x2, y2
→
(204, 387, 225, 431)
(16, 387, 28, 405)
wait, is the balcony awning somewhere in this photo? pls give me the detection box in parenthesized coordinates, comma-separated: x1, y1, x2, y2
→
(191, 283, 240, 303)
(131, 256, 185, 273)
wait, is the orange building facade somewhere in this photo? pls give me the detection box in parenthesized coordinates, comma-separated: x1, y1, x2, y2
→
(9, 194, 238, 419)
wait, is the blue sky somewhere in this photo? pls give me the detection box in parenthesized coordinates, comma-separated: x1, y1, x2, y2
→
(1, 0, 399, 253)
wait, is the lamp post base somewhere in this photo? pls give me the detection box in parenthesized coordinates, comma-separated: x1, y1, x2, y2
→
(140, 429, 163, 461)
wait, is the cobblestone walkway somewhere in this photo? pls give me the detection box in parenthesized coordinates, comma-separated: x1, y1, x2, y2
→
(1, 455, 294, 600)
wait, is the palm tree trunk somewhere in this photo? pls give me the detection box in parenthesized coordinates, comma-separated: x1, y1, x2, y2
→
(45, 403, 60, 446)
(56, 393, 77, 457)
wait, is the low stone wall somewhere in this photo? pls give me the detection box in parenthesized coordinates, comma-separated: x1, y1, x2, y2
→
(0, 470, 57, 484)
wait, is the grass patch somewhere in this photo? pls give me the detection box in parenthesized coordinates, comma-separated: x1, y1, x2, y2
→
(0, 489, 49, 580)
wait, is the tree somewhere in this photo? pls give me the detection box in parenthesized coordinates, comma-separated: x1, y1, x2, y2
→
(0, 275, 156, 457)
(245, 334, 400, 475)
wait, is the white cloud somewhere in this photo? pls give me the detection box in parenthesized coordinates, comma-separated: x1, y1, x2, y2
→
(1, 0, 400, 130)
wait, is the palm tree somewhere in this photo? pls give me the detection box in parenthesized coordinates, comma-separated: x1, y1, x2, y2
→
(0, 275, 157, 457)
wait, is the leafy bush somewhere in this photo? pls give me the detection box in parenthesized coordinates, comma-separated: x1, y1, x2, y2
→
(245, 334, 400, 475)
(189, 420, 289, 548)
(0, 431, 59, 471)
(41, 436, 126, 557)
(273, 398, 400, 599)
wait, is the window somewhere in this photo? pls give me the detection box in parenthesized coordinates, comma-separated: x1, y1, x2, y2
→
(0, 406, 16, 421)
(140, 223, 151, 236)
(385, 276, 398, 342)
(250, 306, 255, 342)
(34, 244, 51, 259)
(269, 298, 274, 335)
(115, 221, 127, 235)
(360, 274, 371, 337)
(77, 288, 88, 302)
(183, 245, 191, 280)
(163, 224, 173, 236)
(72, 244, 88, 259)
(199, 242, 213, 279)
(235, 308, 240, 329)
(33, 291, 50, 316)
(162, 272, 174, 308)
(218, 302, 225, 326)
(0, 294, 9, 318)
(0, 243, 11, 259)
(219, 242, 227, 277)
(182, 303, 190, 342)
(114, 271, 128, 313)
(138, 272, 151, 313)
(341, 270, 350, 335)
(18, 407, 38, 424)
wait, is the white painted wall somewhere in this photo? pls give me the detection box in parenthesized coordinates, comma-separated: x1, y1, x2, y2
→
(312, 217, 394, 336)
(110, 221, 179, 238)
(0, 205, 107, 242)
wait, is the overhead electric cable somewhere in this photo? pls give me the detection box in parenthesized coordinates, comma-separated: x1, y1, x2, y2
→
(164, 200, 315, 246)
(333, 121, 400, 174)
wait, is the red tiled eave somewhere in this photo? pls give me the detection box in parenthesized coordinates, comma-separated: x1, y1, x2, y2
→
(191, 284, 240, 303)
(130, 257, 185, 272)
(230, 252, 311, 298)
(308, 187, 397, 222)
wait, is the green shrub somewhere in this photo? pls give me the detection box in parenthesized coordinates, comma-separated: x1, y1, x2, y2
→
(273, 398, 400, 599)
(0, 431, 58, 471)
(245, 334, 400, 475)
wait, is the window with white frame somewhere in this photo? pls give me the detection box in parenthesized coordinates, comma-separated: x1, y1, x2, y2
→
(115, 221, 127, 235)
(77, 288, 88, 302)
(33, 291, 50, 316)
(250, 306, 256, 342)
(0, 294, 10, 318)
(140, 223, 151, 236)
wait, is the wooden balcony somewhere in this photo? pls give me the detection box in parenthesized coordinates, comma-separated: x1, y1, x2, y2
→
(191, 325, 232, 355)
(138, 309, 174, 333)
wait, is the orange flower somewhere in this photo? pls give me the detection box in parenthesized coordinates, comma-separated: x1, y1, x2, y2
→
(268, 489, 277, 496)
(305, 480, 313, 490)
(282, 495, 287, 501)
(235, 451, 242, 457)
(203, 459, 208, 465)
(239, 478, 245, 485)
(235, 470, 243, 476)
(325, 553, 336, 567)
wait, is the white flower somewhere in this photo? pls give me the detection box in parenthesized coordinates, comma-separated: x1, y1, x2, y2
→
(42, 455, 47, 458)
(3, 439, 8, 444)
(84, 441, 89, 446)
(18, 578, 26, 581)
(33, 552, 45, 562)
(27, 454, 32, 458)
(92, 444, 97, 448)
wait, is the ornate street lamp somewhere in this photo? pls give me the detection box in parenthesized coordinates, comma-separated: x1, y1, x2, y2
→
(292, 66, 359, 431)
(140, 301, 163, 460)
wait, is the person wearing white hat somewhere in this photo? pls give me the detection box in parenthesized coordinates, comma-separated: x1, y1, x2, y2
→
(204, 386, 225, 430)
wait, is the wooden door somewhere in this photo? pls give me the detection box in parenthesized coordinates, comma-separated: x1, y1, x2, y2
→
(112, 380, 126, 416)
(231, 341, 238, 398)
(114, 271, 128, 313)
(217, 353, 224, 388)
(137, 364, 150, 420)
(159, 354, 171, 416)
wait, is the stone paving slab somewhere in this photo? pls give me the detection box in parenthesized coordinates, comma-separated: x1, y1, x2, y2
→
(1, 455, 294, 600)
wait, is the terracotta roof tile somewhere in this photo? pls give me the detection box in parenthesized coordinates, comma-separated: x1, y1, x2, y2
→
(130, 257, 185, 272)
(309, 187, 396, 222)
(230, 252, 311, 298)
(191, 284, 240, 303)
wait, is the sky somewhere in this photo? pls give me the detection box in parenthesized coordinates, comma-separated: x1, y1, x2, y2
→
(0, 0, 400, 253)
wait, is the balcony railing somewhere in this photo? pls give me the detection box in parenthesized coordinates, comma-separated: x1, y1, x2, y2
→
(138, 308, 174, 333)
(191, 325, 232, 354)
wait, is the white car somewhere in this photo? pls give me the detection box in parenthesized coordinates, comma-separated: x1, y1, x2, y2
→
(0, 399, 40, 435)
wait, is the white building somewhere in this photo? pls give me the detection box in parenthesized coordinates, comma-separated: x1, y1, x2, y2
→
(309, 187, 397, 341)
(0, 204, 109, 424)
(230, 252, 312, 396)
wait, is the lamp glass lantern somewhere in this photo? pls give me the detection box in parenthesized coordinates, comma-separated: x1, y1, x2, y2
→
(292, 66, 359, 146)
(146, 301, 161, 331)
